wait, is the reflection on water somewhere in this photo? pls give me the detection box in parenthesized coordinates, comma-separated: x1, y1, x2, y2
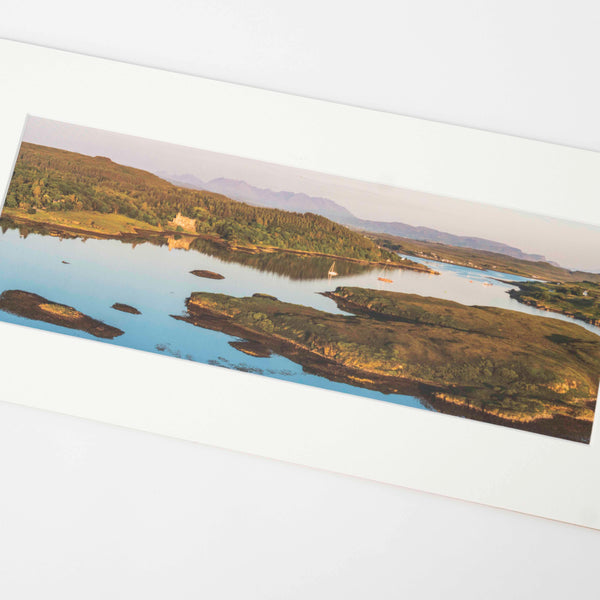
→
(0, 218, 374, 281)
(0, 219, 598, 415)
(187, 236, 374, 280)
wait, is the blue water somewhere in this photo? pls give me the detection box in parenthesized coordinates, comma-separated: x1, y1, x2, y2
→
(0, 227, 598, 411)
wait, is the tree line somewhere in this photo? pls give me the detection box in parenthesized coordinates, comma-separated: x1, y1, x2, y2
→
(5, 142, 396, 262)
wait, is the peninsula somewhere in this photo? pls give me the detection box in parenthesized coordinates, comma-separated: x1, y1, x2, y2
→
(370, 232, 600, 283)
(173, 286, 600, 442)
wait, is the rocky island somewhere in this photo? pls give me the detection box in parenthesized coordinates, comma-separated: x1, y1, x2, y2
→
(0, 290, 124, 339)
(172, 286, 600, 442)
(190, 270, 225, 280)
(111, 303, 142, 315)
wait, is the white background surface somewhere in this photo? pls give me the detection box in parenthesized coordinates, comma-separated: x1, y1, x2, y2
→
(1, 1, 600, 598)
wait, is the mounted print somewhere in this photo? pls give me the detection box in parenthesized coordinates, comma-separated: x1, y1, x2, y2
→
(2, 40, 600, 530)
(2, 116, 599, 443)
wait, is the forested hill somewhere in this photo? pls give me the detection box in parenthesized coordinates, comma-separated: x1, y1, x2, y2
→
(162, 173, 550, 263)
(4, 143, 398, 263)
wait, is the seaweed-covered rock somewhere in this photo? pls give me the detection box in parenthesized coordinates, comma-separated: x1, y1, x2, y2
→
(111, 303, 141, 315)
(0, 290, 124, 339)
(190, 270, 225, 280)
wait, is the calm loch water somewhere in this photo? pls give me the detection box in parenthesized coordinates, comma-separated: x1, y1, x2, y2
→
(0, 224, 598, 411)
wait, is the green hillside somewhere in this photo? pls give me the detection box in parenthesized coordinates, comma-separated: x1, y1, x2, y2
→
(175, 286, 600, 442)
(508, 280, 600, 325)
(3, 142, 401, 263)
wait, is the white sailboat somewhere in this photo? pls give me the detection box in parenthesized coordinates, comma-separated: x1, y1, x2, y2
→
(377, 261, 393, 283)
(328, 261, 338, 277)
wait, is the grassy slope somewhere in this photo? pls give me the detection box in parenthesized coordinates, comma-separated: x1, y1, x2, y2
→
(1, 207, 162, 236)
(370, 232, 600, 283)
(180, 287, 600, 438)
(3, 142, 410, 265)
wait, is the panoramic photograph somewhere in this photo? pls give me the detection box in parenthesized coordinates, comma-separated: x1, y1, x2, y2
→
(1, 116, 600, 443)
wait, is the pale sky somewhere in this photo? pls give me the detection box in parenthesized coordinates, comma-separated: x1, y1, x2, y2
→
(19, 116, 600, 271)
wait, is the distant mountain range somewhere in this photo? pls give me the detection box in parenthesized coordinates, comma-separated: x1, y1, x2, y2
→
(160, 172, 551, 264)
